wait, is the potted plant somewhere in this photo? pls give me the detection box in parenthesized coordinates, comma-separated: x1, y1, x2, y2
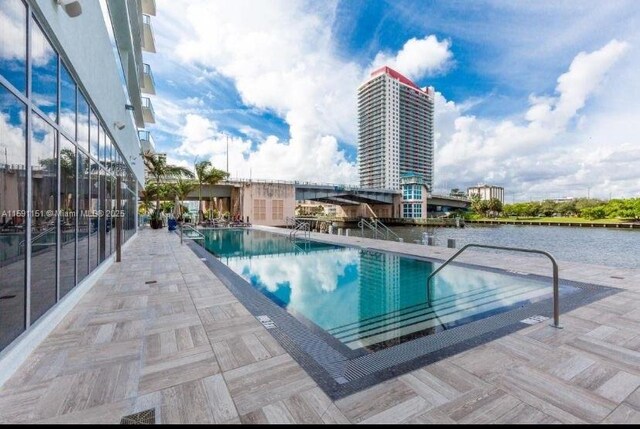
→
(150, 209, 162, 229)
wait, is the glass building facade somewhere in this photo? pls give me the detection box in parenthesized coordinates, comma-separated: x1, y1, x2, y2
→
(0, 1, 138, 352)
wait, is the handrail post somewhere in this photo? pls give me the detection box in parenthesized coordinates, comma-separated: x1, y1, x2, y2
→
(552, 258, 559, 328)
(426, 243, 562, 329)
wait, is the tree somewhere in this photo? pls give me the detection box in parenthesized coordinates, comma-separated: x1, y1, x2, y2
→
(450, 188, 466, 198)
(540, 200, 557, 217)
(581, 206, 606, 220)
(170, 179, 197, 221)
(487, 198, 503, 217)
(194, 160, 229, 221)
(142, 151, 193, 226)
(470, 194, 483, 215)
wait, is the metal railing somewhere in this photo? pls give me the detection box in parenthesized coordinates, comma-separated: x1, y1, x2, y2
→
(358, 217, 402, 242)
(180, 223, 205, 244)
(19, 226, 56, 247)
(289, 221, 310, 241)
(285, 216, 299, 229)
(426, 244, 562, 328)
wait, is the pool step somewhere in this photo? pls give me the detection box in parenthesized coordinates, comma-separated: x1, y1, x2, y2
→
(334, 284, 546, 341)
(327, 282, 527, 336)
(335, 286, 551, 349)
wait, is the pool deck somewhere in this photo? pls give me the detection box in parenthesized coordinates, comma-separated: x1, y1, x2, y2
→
(0, 227, 639, 423)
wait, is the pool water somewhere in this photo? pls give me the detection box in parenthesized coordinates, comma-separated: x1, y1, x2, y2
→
(202, 228, 570, 350)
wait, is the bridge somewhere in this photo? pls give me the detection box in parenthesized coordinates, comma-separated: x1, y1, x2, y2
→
(183, 179, 470, 224)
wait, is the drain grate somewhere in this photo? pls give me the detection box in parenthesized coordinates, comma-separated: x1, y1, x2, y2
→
(520, 315, 549, 325)
(0, 295, 16, 300)
(121, 408, 155, 424)
(257, 315, 277, 329)
(144, 280, 158, 285)
(610, 276, 625, 280)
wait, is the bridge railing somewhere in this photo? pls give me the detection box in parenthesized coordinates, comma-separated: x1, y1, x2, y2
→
(223, 178, 399, 193)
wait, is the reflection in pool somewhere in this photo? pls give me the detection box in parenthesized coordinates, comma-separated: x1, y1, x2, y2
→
(202, 229, 569, 350)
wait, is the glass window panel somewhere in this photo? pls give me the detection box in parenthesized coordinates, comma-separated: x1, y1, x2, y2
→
(77, 92, 89, 153)
(99, 125, 106, 165)
(59, 62, 76, 138)
(104, 170, 112, 257)
(31, 19, 58, 121)
(59, 137, 76, 297)
(0, 84, 27, 349)
(77, 152, 89, 283)
(107, 137, 113, 174)
(89, 157, 98, 272)
(98, 168, 105, 263)
(30, 113, 58, 323)
(89, 110, 98, 158)
(0, 0, 27, 93)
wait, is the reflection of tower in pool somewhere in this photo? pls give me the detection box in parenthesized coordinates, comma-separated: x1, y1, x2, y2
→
(358, 250, 435, 347)
(358, 250, 401, 332)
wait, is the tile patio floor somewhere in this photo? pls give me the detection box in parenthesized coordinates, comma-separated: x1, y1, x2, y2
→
(0, 227, 639, 423)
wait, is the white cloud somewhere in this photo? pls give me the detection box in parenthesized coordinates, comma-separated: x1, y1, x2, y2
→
(370, 35, 453, 81)
(0, 1, 26, 61)
(153, 2, 638, 199)
(434, 39, 632, 199)
(153, 0, 453, 184)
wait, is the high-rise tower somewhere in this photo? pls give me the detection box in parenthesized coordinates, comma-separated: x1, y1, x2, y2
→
(357, 66, 434, 190)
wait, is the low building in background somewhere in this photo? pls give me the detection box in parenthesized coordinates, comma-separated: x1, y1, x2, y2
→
(400, 173, 429, 219)
(467, 184, 505, 204)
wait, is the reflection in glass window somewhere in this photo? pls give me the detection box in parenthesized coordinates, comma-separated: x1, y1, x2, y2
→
(98, 168, 105, 263)
(105, 170, 112, 257)
(31, 19, 58, 121)
(0, 0, 27, 93)
(77, 152, 90, 282)
(60, 63, 76, 138)
(100, 126, 107, 164)
(77, 92, 89, 153)
(59, 137, 76, 297)
(30, 113, 58, 323)
(89, 157, 99, 272)
(0, 84, 27, 349)
(90, 110, 98, 158)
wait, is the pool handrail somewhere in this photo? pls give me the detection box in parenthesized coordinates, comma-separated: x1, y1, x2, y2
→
(289, 221, 310, 241)
(426, 243, 562, 328)
(180, 223, 205, 244)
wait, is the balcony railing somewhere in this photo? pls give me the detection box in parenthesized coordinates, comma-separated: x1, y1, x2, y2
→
(141, 97, 156, 124)
(141, 0, 156, 16)
(138, 130, 155, 153)
(142, 14, 156, 53)
(141, 63, 156, 95)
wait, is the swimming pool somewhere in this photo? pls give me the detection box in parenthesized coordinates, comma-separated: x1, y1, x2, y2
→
(201, 228, 574, 350)
(187, 227, 618, 398)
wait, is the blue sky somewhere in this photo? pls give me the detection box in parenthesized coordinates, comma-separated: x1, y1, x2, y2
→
(147, 0, 640, 200)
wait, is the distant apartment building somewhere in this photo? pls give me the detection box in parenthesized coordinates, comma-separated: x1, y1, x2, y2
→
(467, 184, 505, 203)
(358, 66, 435, 191)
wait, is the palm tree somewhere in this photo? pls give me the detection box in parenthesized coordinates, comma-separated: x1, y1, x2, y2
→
(171, 179, 197, 221)
(142, 151, 194, 227)
(194, 160, 229, 222)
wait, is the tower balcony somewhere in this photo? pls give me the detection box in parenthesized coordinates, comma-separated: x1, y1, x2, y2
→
(142, 14, 156, 53)
(141, 0, 156, 16)
(141, 97, 156, 124)
(141, 63, 156, 95)
(138, 130, 156, 153)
